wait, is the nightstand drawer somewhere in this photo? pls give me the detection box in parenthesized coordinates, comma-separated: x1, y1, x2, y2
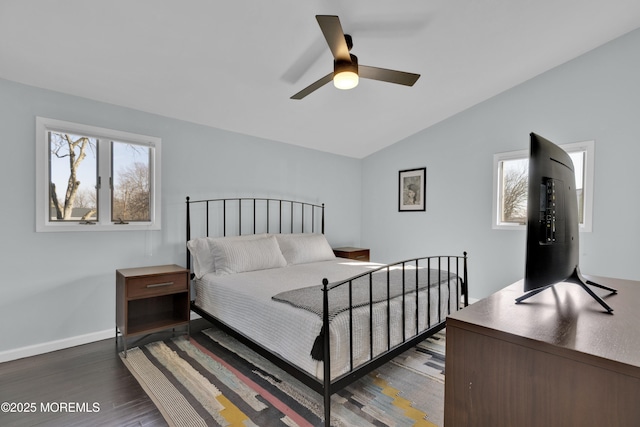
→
(127, 273, 188, 298)
(333, 247, 370, 262)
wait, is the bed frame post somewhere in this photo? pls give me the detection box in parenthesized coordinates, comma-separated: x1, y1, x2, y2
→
(186, 196, 191, 270)
(463, 251, 469, 307)
(321, 203, 325, 234)
(322, 277, 331, 427)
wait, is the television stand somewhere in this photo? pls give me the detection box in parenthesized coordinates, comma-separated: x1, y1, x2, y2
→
(445, 275, 640, 427)
(515, 267, 617, 313)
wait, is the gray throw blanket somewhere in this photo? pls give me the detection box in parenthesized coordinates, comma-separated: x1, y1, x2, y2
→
(271, 268, 459, 361)
(273, 268, 457, 320)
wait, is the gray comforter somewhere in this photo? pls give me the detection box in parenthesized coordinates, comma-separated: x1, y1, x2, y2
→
(272, 267, 458, 321)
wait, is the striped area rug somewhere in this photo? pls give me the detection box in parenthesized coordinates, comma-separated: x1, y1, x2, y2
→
(120, 327, 446, 427)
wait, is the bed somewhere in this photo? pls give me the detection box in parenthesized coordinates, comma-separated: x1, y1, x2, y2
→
(186, 197, 469, 426)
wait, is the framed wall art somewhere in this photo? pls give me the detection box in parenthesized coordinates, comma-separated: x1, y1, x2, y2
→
(399, 167, 426, 211)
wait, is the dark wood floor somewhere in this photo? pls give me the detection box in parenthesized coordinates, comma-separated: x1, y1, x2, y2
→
(0, 320, 208, 427)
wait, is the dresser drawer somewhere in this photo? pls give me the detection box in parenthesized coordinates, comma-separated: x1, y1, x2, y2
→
(127, 272, 188, 298)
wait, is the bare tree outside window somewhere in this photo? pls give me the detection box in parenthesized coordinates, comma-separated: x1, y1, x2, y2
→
(48, 135, 152, 223)
(111, 142, 151, 222)
(500, 159, 528, 224)
(112, 162, 150, 221)
(48, 132, 97, 221)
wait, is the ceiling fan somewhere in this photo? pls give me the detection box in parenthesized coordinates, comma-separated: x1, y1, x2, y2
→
(290, 15, 421, 100)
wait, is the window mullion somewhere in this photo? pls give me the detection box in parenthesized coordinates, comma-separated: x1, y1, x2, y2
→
(148, 146, 156, 223)
(97, 138, 111, 225)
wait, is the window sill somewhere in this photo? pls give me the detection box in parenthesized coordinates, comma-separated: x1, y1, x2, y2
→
(492, 223, 591, 233)
(36, 222, 161, 232)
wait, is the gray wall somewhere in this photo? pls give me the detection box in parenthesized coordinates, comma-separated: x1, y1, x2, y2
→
(362, 27, 640, 299)
(0, 78, 362, 355)
(2, 26, 640, 358)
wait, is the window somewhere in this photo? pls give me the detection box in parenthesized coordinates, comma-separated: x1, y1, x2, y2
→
(36, 117, 161, 232)
(492, 140, 594, 232)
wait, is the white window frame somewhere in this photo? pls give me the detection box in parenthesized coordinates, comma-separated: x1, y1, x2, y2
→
(492, 140, 594, 232)
(36, 117, 162, 232)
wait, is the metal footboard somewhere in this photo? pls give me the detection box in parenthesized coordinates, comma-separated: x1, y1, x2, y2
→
(320, 253, 468, 426)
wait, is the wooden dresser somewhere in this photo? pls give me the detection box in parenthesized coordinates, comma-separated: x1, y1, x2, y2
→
(444, 275, 640, 427)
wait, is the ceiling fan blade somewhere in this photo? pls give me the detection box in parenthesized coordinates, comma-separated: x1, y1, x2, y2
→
(290, 72, 334, 100)
(281, 37, 327, 84)
(359, 65, 420, 86)
(316, 15, 351, 62)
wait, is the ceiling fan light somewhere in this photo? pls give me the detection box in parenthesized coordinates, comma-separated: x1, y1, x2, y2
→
(334, 71, 359, 90)
(333, 56, 359, 90)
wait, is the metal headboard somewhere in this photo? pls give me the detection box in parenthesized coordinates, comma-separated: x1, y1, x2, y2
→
(185, 197, 325, 270)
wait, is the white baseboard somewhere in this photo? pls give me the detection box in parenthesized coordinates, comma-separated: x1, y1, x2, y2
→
(1, 303, 473, 364)
(0, 329, 115, 363)
(1, 314, 203, 363)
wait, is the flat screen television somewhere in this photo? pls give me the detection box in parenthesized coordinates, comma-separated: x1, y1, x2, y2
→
(516, 132, 616, 313)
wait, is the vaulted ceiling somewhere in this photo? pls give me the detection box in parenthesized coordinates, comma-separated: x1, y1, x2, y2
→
(2, 1, 640, 158)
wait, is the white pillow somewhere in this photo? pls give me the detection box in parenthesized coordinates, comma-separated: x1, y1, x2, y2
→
(187, 233, 268, 279)
(211, 235, 287, 275)
(275, 233, 336, 265)
(187, 237, 214, 279)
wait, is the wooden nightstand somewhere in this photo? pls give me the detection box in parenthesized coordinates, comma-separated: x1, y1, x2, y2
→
(116, 264, 190, 356)
(333, 247, 370, 262)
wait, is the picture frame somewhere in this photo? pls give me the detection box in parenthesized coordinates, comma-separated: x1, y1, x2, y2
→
(399, 167, 426, 211)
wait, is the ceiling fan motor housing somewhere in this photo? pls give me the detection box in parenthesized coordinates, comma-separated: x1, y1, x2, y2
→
(334, 54, 359, 77)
